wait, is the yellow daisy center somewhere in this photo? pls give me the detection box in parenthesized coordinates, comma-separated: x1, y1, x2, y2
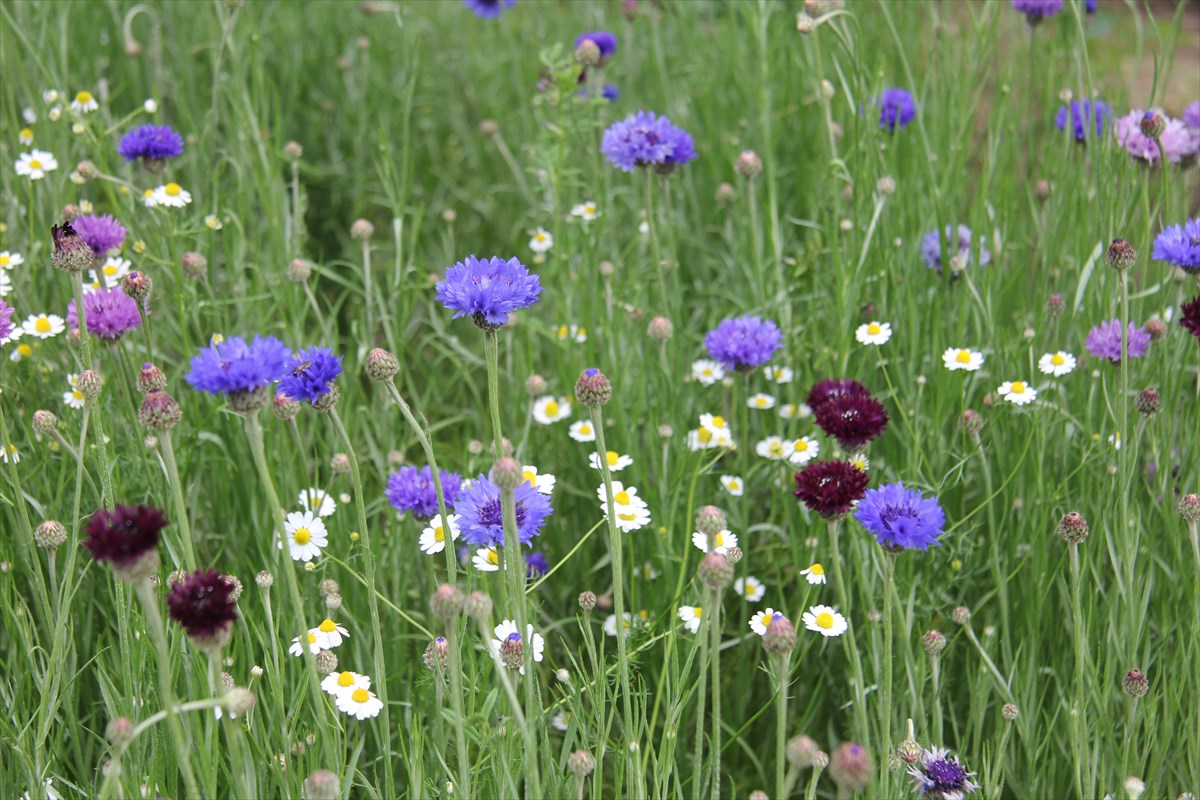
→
(1051, 354, 1065, 366)
(337, 672, 355, 687)
(486, 550, 498, 565)
(746, 580, 758, 593)
(755, 398, 767, 407)
(143, 189, 155, 199)
(606, 451, 621, 466)
(29, 159, 43, 170)
(816, 612, 834, 629)
(692, 607, 703, 618)
(318, 619, 336, 633)
(17, 344, 32, 358)
(103, 264, 119, 276)
(523, 469, 537, 487)
(698, 428, 713, 444)
(544, 400, 559, 417)
(0, 256, 9, 266)
(759, 613, 773, 627)
(809, 563, 825, 575)
(584, 204, 596, 214)
(306, 632, 317, 643)
(35, 318, 51, 333)
(618, 512, 637, 522)
(851, 459, 866, 470)
(729, 480, 740, 490)
(579, 424, 591, 435)
(867, 323, 881, 335)
(714, 533, 725, 546)
(637, 610, 649, 620)
(794, 439, 808, 452)
(535, 233, 547, 242)
(72, 390, 84, 401)
(76, 91, 92, 103)
(577, 327, 587, 337)
(164, 182, 182, 196)
(557, 325, 568, 337)
(351, 688, 369, 703)
(768, 441, 783, 456)
(293, 527, 312, 545)
(19, 129, 31, 140)
(433, 526, 445, 542)
(614, 490, 631, 505)
(711, 416, 726, 429)
(1010, 381, 1026, 394)
(956, 350, 971, 363)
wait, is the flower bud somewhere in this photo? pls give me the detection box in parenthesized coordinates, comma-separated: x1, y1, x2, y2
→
(1139, 111, 1165, 139)
(479, 119, 499, 138)
(365, 348, 400, 381)
(647, 316, 673, 342)
(695, 505, 728, 538)
(77, 370, 103, 399)
(35, 519, 68, 549)
(303, 770, 341, 800)
(578, 591, 597, 611)
(555, 668, 570, 684)
(465, 590, 493, 620)
(284, 141, 304, 161)
(424, 637, 449, 671)
(762, 615, 797, 656)
(598, 260, 615, 277)
(61, 203, 80, 221)
(181, 251, 207, 278)
(105, 716, 135, 747)
(329, 453, 351, 475)
(350, 219, 374, 240)
(525, 374, 547, 397)
(1046, 292, 1065, 318)
(568, 750, 597, 778)
(1135, 386, 1160, 416)
(139, 390, 182, 431)
(136, 362, 167, 394)
(313, 650, 338, 675)
(1057, 511, 1089, 544)
(575, 367, 612, 408)
(32, 410, 58, 436)
(121, 271, 152, 304)
(951, 606, 971, 625)
(288, 258, 313, 282)
(715, 182, 736, 206)
(273, 392, 301, 421)
(492, 457, 523, 491)
(430, 583, 464, 619)
(922, 629, 947, 656)
(1124, 776, 1145, 800)
(229, 386, 271, 415)
(1122, 668, 1148, 699)
(51, 222, 93, 273)
(786, 735, 822, 769)
(325, 593, 342, 612)
(828, 742, 872, 793)
(1001, 703, 1019, 721)
(735, 150, 763, 179)
(575, 39, 602, 67)
(499, 632, 524, 670)
(698, 552, 733, 590)
(255, 570, 274, 589)
(1106, 239, 1136, 271)
(224, 687, 256, 716)
(1178, 493, 1200, 523)
(725, 545, 743, 564)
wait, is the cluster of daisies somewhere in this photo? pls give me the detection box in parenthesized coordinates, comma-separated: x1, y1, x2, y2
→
(301, 614, 385, 721)
(283, 488, 338, 563)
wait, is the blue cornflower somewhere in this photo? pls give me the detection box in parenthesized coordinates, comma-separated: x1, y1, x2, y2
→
(526, 551, 550, 579)
(385, 466, 463, 519)
(874, 88, 916, 133)
(1011, 0, 1064, 23)
(117, 124, 185, 165)
(72, 213, 126, 257)
(463, 0, 514, 18)
(185, 335, 290, 396)
(854, 482, 946, 551)
(1151, 218, 1200, 274)
(601, 111, 697, 174)
(580, 84, 619, 102)
(908, 746, 979, 800)
(278, 346, 344, 405)
(435, 255, 542, 331)
(1085, 0, 1097, 13)
(575, 31, 617, 59)
(1054, 99, 1111, 142)
(1084, 319, 1150, 362)
(704, 315, 783, 371)
(920, 225, 990, 273)
(453, 475, 553, 547)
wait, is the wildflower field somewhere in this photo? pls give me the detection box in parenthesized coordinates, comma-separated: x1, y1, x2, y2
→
(2, 0, 1200, 797)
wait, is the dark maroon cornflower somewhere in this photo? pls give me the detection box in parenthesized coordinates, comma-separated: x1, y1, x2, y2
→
(166, 568, 238, 646)
(83, 505, 167, 577)
(806, 378, 870, 412)
(814, 393, 889, 450)
(794, 461, 870, 518)
(1181, 295, 1200, 342)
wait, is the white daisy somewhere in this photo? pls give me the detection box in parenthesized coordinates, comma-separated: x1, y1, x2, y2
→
(92, 256, 132, 289)
(420, 514, 461, 554)
(686, 423, 733, 451)
(611, 502, 651, 533)
(9, 341, 36, 363)
(1, 271, 13, 297)
(747, 393, 777, 410)
(997, 380, 1037, 406)
(788, 436, 819, 466)
(640, 561, 660, 580)
(597, 482, 653, 532)
(749, 608, 781, 636)
(0, 251, 24, 270)
(311, 619, 349, 649)
(288, 630, 322, 656)
(568, 419, 597, 442)
(604, 612, 633, 638)
(532, 395, 572, 425)
(733, 575, 766, 602)
(1108, 432, 1122, 451)
(691, 359, 726, 386)
(62, 372, 85, 409)
(473, 547, 502, 572)
(555, 323, 588, 343)
(699, 413, 731, 438)
(800, 563, 827, 585)
(205, 214, 223, 230)
(22, 107, 36, 123)
(691, 529, 738, 555)
(48, 105, 62, 122)
(336, 686, 383, 720)
(70, 90, 98, 114)
(720, 475, 745, 497)
(321, 670, 370, 699)
(1038, 351, 1076, 377)
(529, 227, 554, 253)
(570, 201, 600, 222)
(22, 313, 65, 340)
(15, 150, 58, 180)
(802, 604, 848, 637)
(149, 182, 192, 208)
(767, 365, 793, 384)
(298, 487, 337, 518)
(43, 89, 62, 104)
(942, 347, 984, 372)
(588, 450, 633, 472)
(755, 436, 790, 461)
(488, 619, 545, 675)
(678, 605, 703, 635)
(779, 402, 812, 420)
(848, 454, 870, 472)
(520, 465, 556, 495)
(19, 128, 34, 145)
(284, 510, 328, 562)
(855, 321, 892, 346)
(551, 711, 571, 732)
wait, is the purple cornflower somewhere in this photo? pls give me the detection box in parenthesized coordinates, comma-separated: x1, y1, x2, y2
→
(794, 461, 870, 519)
(83, 504, 167, 567)
(908, 746, 979, 800)
(874, 88, 916, 133)
(601, 111, 697, 174)
(1084, 319, 1151, 362)
(703, 315, 783, 371)
(117, 124, 185, 167)
(66, 287, 143, 342)
(1054, 99, 1111, 142)
(920, 225, 990, 273)
(575, 31, 617, 59)
(166, 568, 238, 642)
(526, 551, 550, 579)
(854, 482, 946, 551)
(1085, 0, 1097, 12)
(463, 0, 514, 18)
(1181, 296, 1200, 341)
(814, 393, 889, 450)
(1114, 110, 1200, 165)
(0, 299, 14, 344)
(580, 84, 619, 102)
(453, 474, 553, 547)
(278, 346, 344, 405)
(1151, 218, 1200, 273)
(1011, 0, 1064, 23)
(435, 255, 542, 331)
(185, 335, 290, 395)
(807, 378, 870, 412)
(72, 214, 126, 257)
(386, 466, 463, 519)
(1184, 101, 1200, 131)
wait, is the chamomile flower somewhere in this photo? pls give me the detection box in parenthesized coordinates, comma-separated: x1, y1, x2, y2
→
(555, 323, 588, 343)
(749, 608, 781, 636)
(312, 619, 349, 649)
(284, 510, 328, 562)
(589, 450, 633, 472)
(532, 395, 572, 424)
(473, 547, 502, 572)
(569, 419, 597, 442)
(529, 227, 554, 253)
(1108, 432, 1122, 450)
(90, 257, 132, 290)
(1038, 351, 1076, 377)
(597, 481, 653, 532)
(570, 201, 600, 222)
(551, 711, 571, 731)
(63, 374, 85, 409)
(747, 393, 777, 410)
(691, 529, 738, 555)
(686, 425, 730, 451)
(800, 563, 827, 585)
(604, 612, 633, 638)
(19, 128, 33, 145)
(691, 359, 726, 386)
(733, 575, 766, 602)
(720, 475, 745, 497)
(855, 321, 892, 346)
(288, 631, 322, 656)
(205, 214, 223, 230)
(640, 561, 661, 580)
(336, 686, 383, 720)
(321, 670, 370, 699)
(997, 380, 1037, 406)
(678, 605, 703, 634)
(848, 454, 870, 472)
(420, 514, 461, 554)
(788, 436, 819, 466)
(942, 347, 984, 372)
(767, 364, 794, 384)
(70, 90, 98, 114)
(22, 313, 65, 340)
(147, 182, 192, 208)
(699, 413, 731, 438)
(779, 402, 812, 420)
(488, 619, 545, 675)
(9, 341, 36, 362)
(521, 465, 556, 495)
(755, 436, 790, 461)
(802, 604, 847, 637)
(0, 271, 12, 297)
(298, 487, 337, 518)
(15, 150, 58, 180)
(0, 251, 24, 270)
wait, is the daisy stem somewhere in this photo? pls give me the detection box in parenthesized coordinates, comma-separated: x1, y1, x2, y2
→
(209, 650, 255, 799)
(444, 622, 473, 800)
(990, 715, 1014, 799)
(361, 239, 375, 342)
(709, 586, 723, 800)
(328, 406, 395, 796)
(71, 270, 114, 509)
(1068, 541, 1088, 797)
(692, 596, 710, 800)
(133, 578, 201, 800)
(880, 552, 897, 797)
(159, 429, 198, 571)
(827, 516, 870, 745)
(500, 483, 540, 798)
(773, 653, 789, 800)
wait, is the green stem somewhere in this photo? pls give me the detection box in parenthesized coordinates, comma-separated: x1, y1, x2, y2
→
(444, 623, 472, 799)
(484, 330, 504, 457)
(880, 553, 896, 798)
(692, 592, 710, 800)
(500, 481, 539, 797)
(1069, 542, 1087, 797)
(644, 169, 666, 314)
(71, 271, 114, 509)
(1118, 267, 1133, 666)
(159, 430, 198, 571)
(827, 517, 870, 744)
(774, 654, 788, 800)
(362, 239, 375, 342)
(709, 586, 722, 800)
(931, 654, 943, 744)
(209, 651, 255, 799)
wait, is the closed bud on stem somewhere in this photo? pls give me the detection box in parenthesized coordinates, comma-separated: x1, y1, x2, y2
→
(575, 367, 612, 407)
(647, 316, 673, 341)
(302, 770, 341, 800)
(1122, 668, 1148, 699)
(1106, 239, 1136, 271)
(139, 390, 182, 431)
(273, 392, 301, 421)
(224, 687, 256, 716)
(578, 591, 597, 611)
(829, 742, 872, 793)
(762, 614, 796, 655)
(735, 150, 763, 179)
(715, 182, 737, 206)
(960, 409, 984, 436)
(77, 370, 103, 399)
(1057, 511, 1089, 544)
(1135, 386, 1160, 416)
(284, 141, 303, 161)
(35, 519, 68, 549)
(575, 39, 601, 67)
(424, 637, 449, 671)
(255, 570, 273, 589)
(350, 219, 374, 241)
(525, 374, 547, 397)
(1002, 703, 1019, 720)
(1139, 111, 1165, 139)
(1124, 776, 1145, 800)
(786, 735, 822, 769)
(121, 270, 152, 304)
(568, 750, 597, 778)
(288, 259, 313, 282)
(951, 606, 971, 625)
(698, 552, 733, 590)
(329, 453, 351, 475)
(1046, 292, 1065, 318)
(695, 505, 728, 537)
(725, 545, 743, 564)
(922, 629, 947, 656)
(181, 251, 207, 278)
(51, 222, 92, 273)
(465, 590, 493, 620)
(105, 717, 135, 747)
(1178, 493, 1200, 522)
(492, 457, 522, 491)
(479, 119, 499, 138)
(313, 650, 338, 675)
(136, 362, 167, 394)
(32, 410, 58, 436)
(365, 348, 400, 381)
(430, 583, 464, 619)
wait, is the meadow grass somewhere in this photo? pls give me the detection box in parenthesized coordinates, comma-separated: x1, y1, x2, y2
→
(1, 1, 1199, 798)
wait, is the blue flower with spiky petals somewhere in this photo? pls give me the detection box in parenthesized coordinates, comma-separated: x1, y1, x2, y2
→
(279, 345, 344, 405)
(1152, 218, 1200, 274)
(1055, 99, 1111, 142)
(908, 746, 979, 800)
(854, 482, 946, 551)
(185, 335, 290, 395)
(463, 0, 515, 19)
(386, 466, 463, 519)
(601, 111, 697, 173)
(435, 255, 542, 331)
(118, 124, 185, 163)
(704, 315, 782, 371)
(453, 475, 553, 547)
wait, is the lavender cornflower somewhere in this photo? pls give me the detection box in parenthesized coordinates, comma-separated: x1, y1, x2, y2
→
(1151, 218, 1200, 274)
(601, 111, 697, 173)
(575, 31, 617, 60)
(703, 315, 783, 371)
(854, 482, 946, 551)
(580, 84, 619, 102)
(1084, 319, 1151, 363)
(453, 474, 553, 547)
(185, 335, 290, 396)
(1184, 101, 1200, 131)
(873, 88, 916, 133)
(166, 568, 238, 647)
(920, 225, 990, 273)
(0, 299, 14, 344)
(66, 287, 143, 342)
(1114, 110, 1200, 165)
(278, 346, 344, 406)
(435, 255, 542, 331)
(1010, 0, 1064, 24)
(463, 0, 515, 18)
(908, 746, 979, 800)
(117, 124, 185, 170)
(72, 213, 126, 257)
(1054, 99, 1111, 142)
(385, 466, 463, 519)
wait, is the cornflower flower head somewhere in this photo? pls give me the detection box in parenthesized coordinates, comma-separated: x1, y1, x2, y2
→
(1184, 101, 1200, 130)
(1151, 218, 1200, 273)
(83, 504, 167, 580)
(1010, 0, 1064, 23)
(920, 225, 990, 273)
(186, 335, 289, 412)
(117, 124, 185, 170)
(385, 466, 463, 519)
(703, 315, 782, 371)
(908, 746, 979, 800)
(575, 31, 617, 60)
(526, 551, 549, 578)
(0, 300, 16, 343)
(435, 255, 542, 330)
(854, 482, 946, 551)
(72, 213, 126, 257)
(601, 110, 697, 174)
(1114, 110, 1200, 165)
(453, 474, 553, 547)
(279, 346, 343, 406)
(873, 88, 916, 133)
(463, 0, 515, 18)
(813, 393, 889, 450)
(794, 460, 870, 518)
(66, 287, 142, 342)
(489, 620, 545, 674)
(166, 568, 238, 649)
(807, 378, 869, 411)
(1055, 98, 1111, 142)
(1084, 319, 1151, 363)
